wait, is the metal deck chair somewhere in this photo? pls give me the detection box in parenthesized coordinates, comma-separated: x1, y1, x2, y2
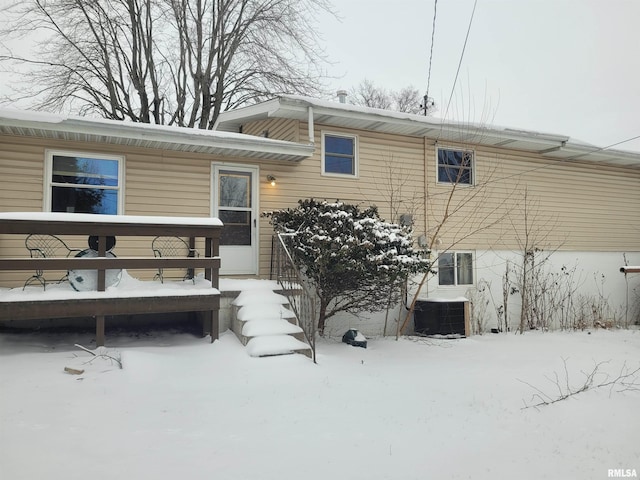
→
(24, 234, 83, 289)
(151, 236, 199, 283)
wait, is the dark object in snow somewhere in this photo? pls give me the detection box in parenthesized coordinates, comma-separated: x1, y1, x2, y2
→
(342, 329, 367, 348)
(491, 328, 501, 334)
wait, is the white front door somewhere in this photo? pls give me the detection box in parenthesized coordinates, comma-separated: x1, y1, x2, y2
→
(212, 164, 258, 275)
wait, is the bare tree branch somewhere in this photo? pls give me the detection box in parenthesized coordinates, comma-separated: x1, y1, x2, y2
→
(0, 0, 333, 127)
(519, 358, 640, 409)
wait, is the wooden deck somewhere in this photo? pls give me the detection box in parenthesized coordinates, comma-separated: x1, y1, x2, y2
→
(0, 213, 222, 345)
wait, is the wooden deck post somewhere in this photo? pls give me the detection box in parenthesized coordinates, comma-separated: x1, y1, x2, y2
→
(211, 310, 219, 343)
(96, 315, 105, 346)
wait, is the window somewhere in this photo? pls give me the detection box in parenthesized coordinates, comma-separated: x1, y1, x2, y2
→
(47, 151, 122, 215)
(322, 133, 357, 176)
(438, 252, 474, 286)
(437, 148, 473, 185)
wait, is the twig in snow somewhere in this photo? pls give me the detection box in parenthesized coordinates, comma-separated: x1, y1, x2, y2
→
(74, 344, 122, 369)
(519, 358, 640, 409)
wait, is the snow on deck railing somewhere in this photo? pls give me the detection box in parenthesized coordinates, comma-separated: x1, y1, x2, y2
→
(620, 266, 640, 274)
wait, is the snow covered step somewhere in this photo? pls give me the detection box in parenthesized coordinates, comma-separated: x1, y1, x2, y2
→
(236, 304, 296, 322)
(242, 319, 303, 337)
(245, 335, 311, 358)
(230, 288, 312, 358)
(232, 290, 289, 307)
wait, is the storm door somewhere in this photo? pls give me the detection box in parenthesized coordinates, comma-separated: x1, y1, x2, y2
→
(212, 165, 258, 275)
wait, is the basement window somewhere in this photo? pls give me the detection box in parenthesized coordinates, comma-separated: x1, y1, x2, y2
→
(438, 252, 474, 286)
(46, 151, 123, 215)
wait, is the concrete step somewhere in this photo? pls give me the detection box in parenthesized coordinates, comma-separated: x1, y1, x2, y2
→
(230, 288, 312, 359)
(245, 335, 312, 358)
(236, 303, 296, 322)
(242, 319, 303, 337)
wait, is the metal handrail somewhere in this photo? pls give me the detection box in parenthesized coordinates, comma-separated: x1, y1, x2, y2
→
(272, 233, 317, 362)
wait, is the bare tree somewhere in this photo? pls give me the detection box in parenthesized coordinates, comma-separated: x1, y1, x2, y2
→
(398, 154, 516, 336)
(507, 187, 562, 334)
(349, 79, 434, 114)
(0, 0, 332, 128)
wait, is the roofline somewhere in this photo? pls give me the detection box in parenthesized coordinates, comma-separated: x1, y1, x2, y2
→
(217, 95, 570, 143)
(216, 95, 640, 168)
(0, 108, 315, 161)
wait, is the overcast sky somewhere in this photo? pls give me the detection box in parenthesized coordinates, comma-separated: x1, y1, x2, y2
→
(1, 0, 638, 153)
(321, 0, 640, 152)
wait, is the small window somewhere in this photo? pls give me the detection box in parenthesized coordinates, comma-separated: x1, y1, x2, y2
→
(323, 133, 357, 176)
(437, 148, 473, 185)
(438, 252, 474, 286)
(47, 151, 122, 215)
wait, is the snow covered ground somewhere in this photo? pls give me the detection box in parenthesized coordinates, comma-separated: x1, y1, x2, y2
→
(1, 328, 638, 480)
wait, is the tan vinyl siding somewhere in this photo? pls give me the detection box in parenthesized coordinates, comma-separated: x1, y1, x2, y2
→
(426, 142, 640, 252)
(0, 137, 46, 286)
(2, 114, 639, 286)
(240, 118, 299, 143)
(124, 150, 212, 217)
(256, 122, 427, 276)
(0, 135, 221, 285)
(0, 138, 45, 213)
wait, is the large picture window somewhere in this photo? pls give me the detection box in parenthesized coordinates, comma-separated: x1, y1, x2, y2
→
(322, 133, 357, 176)
(438, 251, 474, 286)
(47, 151, 122, 215)
(437, 148, 474, 185)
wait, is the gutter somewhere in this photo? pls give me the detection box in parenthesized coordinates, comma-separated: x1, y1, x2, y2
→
(308, 106, 314, 144)
(0, 109, 315, 159)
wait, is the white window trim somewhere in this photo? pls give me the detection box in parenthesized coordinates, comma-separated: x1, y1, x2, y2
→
(321, 131, 359, 178)
(44, 149, 125, 214)
(437, 250, 475, 287)
(435, 146, 475, 187)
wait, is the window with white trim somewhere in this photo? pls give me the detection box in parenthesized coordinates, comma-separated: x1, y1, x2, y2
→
(438, 251, 474, 286)
(47, 151, 123, 215)
(322, 133, 357, 176)
(437, 148, 474, 185)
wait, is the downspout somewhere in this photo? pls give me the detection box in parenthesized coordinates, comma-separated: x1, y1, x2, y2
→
(307, 106, 314, 144)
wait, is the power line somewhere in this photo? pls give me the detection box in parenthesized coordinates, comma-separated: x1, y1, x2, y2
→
(470, 133, 640, 191)
(424, 0, 438, 115)
(561, 134, 640, 162)
(438, 0, 478, 134)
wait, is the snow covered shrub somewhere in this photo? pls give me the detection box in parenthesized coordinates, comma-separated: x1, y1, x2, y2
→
(264, 199, 430, 335)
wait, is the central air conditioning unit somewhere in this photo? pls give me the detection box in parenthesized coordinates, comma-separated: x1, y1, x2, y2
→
(413, 299, 469, 337)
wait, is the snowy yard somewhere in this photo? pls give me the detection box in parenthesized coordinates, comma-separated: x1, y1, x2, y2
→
(1, 328, 639, 480)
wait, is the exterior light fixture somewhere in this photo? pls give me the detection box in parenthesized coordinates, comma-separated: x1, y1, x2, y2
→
(267, 175, 277, 186)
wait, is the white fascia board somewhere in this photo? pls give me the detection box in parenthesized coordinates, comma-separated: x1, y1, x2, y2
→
(0, 108, 314, 159)
(214, 98, 286, 129)
(276, 96, 574, 148)
(545, 142, 640, 166)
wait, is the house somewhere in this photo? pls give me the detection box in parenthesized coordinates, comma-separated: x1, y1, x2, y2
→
(0, 109, 314, 347)
(216, 95, 640, 334)
(1, 96, 639, 339)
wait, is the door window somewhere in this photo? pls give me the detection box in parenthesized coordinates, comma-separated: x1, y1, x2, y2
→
(218, 170, 252, 246)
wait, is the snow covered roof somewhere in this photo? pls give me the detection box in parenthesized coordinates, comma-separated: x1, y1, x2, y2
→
(216, 95, 640, 169)
(0, 108, 314, 162)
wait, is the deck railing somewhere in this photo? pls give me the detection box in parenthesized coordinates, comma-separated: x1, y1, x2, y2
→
(272, 233, 317, 362)
(0, 213, 222, 345)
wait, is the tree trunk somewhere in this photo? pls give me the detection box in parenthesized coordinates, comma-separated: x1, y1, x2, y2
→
(317, 298, 329, 337)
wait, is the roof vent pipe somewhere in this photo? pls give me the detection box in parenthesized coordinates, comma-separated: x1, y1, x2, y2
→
(336, 90, 348, 104)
